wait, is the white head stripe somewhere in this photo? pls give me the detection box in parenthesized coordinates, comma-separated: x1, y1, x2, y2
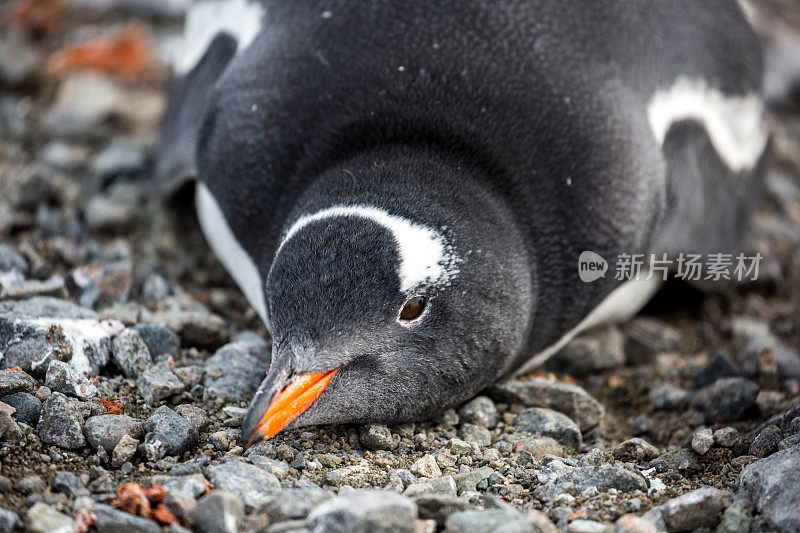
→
(647, 76, 767, 172)
(277, 205, 460, 293)
(174, 0, 264, 75)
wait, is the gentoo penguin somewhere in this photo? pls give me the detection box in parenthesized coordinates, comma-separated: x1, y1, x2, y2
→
(156, 0, 769, 444)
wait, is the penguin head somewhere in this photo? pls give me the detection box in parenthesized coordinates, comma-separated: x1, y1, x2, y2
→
(241, 195, 533, 445)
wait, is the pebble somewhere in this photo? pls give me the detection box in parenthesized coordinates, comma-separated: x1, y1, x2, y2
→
(739, 444, 800, 531)
(615, 514, 661, 533)
(648, 449, 700, 473)
(647, 383, 691, 410)
(716, 498, 751, 533)
(0, 370, 37, 397)
(411, 454, 443, 478)
(203, 337, 269, 400)
(111, 328, 153, 378)
(175, 365, 204, 388)
(452, 467, 493, 494)
(150, 309, 229, 349)
(36, 392, 86, 449)
(359, 423, 397, 450)
(566, 519, 614, 533)
(513, 407, 582, 449)
(655, 487, 729, 531)
(693, 377, 759, 422)
(458, 423, 492, 446)
(14, 475, 45, 495)
(623, 317, 683, 364)
(0, 410, 22, 442)
(445, 509, 520, 533)
(695, 351, 741, 388)
(112, 434, 139, 467)
(414, 494, 473, 526)
(93, 503, 160, 533)
(143, 406, 198, 460)
(175, 404, 210, 430)
(308, 490, 417, 533)
(496, 511, 558, 533)
(0, 244, 27, 274)
(44, 360, 98, 400)
(458, 396, 498, 428)
(189, 490, 244, 533)
(714, 427, 740, 447)
(612, 438, 660, 461)
(132, 324, 180, 361)
(490, 378, 604, 431)
(51, 471, 88, 497)
(550, 326, 626, 376)
(204, 459, 281, 510)
(0, 508, 20, 533)
(261, 488, 332, 522)
(91, 139, 147, 180)
(690, 428, 714, 455)
(25, 502, 74, 533)
(41, 74, 120, 140)
(749, 425, 782, 457)
(152, 473, 209, 499)
(0, 391, 39, 424)
(137, 361, 185, 405)
(84, 414, 144, 454)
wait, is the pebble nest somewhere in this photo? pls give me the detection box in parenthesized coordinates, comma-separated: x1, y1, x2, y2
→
(0, 3, 799, 533)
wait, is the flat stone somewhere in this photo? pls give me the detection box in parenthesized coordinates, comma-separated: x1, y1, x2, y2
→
(739, 444, 800, 531)
(190, 490, 244, 533)
(25, 502, 73, 533)
(45, 360, 98, 400)
(490, 377, 604, 431)
(452, 467, 493, 494)
(656, 487, 730, 532)
(137, 361, 185, 405)
(557, 465, 647, 493)
(144, 406, 198, 460)
(36, 392, 86, 449)
(513, 407, 582, 449)
(204, 459, 281, 511)
(111, 328, 153, 378)
(203, 337, 269, 400)
(84, 414, 144, 454)
(93, 503, 160, 533)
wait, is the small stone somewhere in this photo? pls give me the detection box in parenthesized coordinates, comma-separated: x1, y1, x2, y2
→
(497, 511, 558, 533)
(359, 424, 396, 450)
(261, 488, 332, 522)
(623, 317, 683, 364)
(84, 414, 144, 454)
(203, 337, 269, 400)
(111, 328, 153, 378)
(691, 428, 715, 455)
(2, 392, 41, 424)
(189, 490, 244, 533)
(0, 508, 20, 533)
(137, 361, 185, 405)
(445, 509, 520, 533)
(649, 449, 701, 473)
(175, 405, 210, 430)
(0, 370, 37, 397)
(111, 434, 139, 467)
(656, 487, 729, 531)
(566, 519, 613, 533)
(0, 411, 22, 442)
(151, 309, 229, 349)
(36, 392, 86, 449)
(0, 244, 27, 274)
(41, 74, 120, 139)
(404, 482, 434, 497)
(714, 427, 740, 447)
(132, 324, 180, 361)
(458, 423, 492, 446)
(458, 396, 498, 429)
(694, 378, 759, 422)
(152, 474, 209, 499)
(647, 383, 691, 410)
(308, 490, 417, 533)
(25, 502, 74, 533)
(739, 445, 800, 531)
(490, 378, 604, 431)
(629, 414, 653, 436)
(51, 471, 88, 497)
(716, 498, 751, 533)
(429, 476, 457, 496)
(615, 514, 661, 533)
(414, 494, 473, 526)
(513, 407, 582, 449)
(695, 351, 741, 388)
(749, 425, 782, 457)
(452, 467, 493, 494)
(174, 365, 204, 388)
(14, 475, 45, 495)
(550, 326, 626, 376)
(91, 139, 146, 180)
(44, 360, 98, 400)
(209, 429, 239, 451)
(612, 438, 660, 461)
(412, 454, 443, 478)
(204, 459, 281, 511)
(144, 406, 198, 460)
(93, 503, 159, 533)
(558, 465, 647, 493)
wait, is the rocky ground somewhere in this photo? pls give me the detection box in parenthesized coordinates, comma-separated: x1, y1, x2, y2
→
(0, 2, 799, 532)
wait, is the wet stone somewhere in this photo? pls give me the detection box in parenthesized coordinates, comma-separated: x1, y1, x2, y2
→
(190, 490, 244, 533)
(144, 406, 198, 460)
(513, 407, 582, 449)
(36, 392, 86, 449)
(749, 425, 782, 457)
(458, 396, 498, 429)
(111, 328, 153, 378)
(203, 337, 269, 401)
(137, 361, 185, 405)
(1, 392, 41, 424)
(84, 414, 144, 454)
(308, 490, 417, 533)
(44, 360, 98, 400)
(656, 487, 729, 532)
(204, 459, 281, 511)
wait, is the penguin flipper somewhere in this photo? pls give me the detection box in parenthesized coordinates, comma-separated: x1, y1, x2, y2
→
(154, 32, 238, 191)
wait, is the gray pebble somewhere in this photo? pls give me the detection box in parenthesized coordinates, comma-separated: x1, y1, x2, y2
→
(25, 502, 73, 533)
(359, 424, 397, 450)
(445, 509, 521, 533)
(84, 414, 144, 454)
(611, 438, 659, 461)
(647, 383, 691, 410)
(691, 428, 715, 455)
(623, 317, 683, 364)
(93, 503, 160, 533)
(513, 407, 582, 449)
(51, 470, 88, 497)
(649, 448, 701, 473)
(111, 328, 153, 378)
(694, 378, 759, 422)
(749, 425, 782, 457)
(415, 493, 473, 526)
(2, 392, 41, 425)
(132, 324, 180, 361)
(262, 488, 332, 522)
(144, 406, 198, 460)
(0, 370, 37, 397)
(111, 434, 139, 467)
(137, 361, 185, 405)
(0, 508, 20, 533)
(175, 404, 210, 431)
(150, 309, 229, 349)
(309, 490, 417, 533)
(189, 490, 244, 533)
(152, 473, 209, 499)
(695, 351, 741, 388)
(656, 487, 729, 531)
(45, 360, 98, 400)
(714, 427, 740, 447)
(458, 396, 498, 429)
(14, 475, 45, 495)
(203, 337, 269, 400)
(458, 423, 492, 446)
(204, 459, 281, 511)
(550, 326, 626, 376)
(36, 392, 86, 449)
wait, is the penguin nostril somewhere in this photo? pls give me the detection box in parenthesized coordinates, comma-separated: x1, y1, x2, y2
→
(399, 296, 427, 321)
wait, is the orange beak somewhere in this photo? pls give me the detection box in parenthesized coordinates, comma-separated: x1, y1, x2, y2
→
(245, 368, 339, 445)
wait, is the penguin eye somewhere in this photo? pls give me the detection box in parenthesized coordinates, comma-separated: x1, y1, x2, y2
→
(399, 296, 427, 321)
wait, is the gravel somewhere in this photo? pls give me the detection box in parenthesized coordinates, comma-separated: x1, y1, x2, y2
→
(83, 414, 144, 454)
